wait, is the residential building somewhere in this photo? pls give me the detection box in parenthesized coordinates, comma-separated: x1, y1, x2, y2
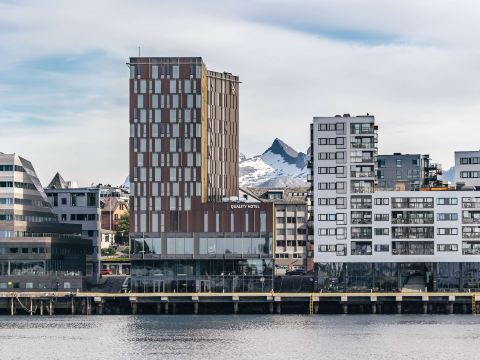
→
(100, 197, 129, 232)
(128, 57, 274, 293)
(245, 187, 313, 274)
(0, 153, 91, 291)
(455, 151, 480, 188)
(377, 153, 443, 191)
(45, 177, 101, 284)
(99, 185, 129, 201)
(311, 114, 480, 292)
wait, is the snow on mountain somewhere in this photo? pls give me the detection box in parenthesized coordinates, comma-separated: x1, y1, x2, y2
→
(443, 166, 455, 183)
(239, 138, 309, 188)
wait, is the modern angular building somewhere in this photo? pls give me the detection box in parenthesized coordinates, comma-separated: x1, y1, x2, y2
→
(0, 154, 91, 291)
(377, 153, 443, 191)
(311, 115, 480, 292)
(128, 57, 274, 293)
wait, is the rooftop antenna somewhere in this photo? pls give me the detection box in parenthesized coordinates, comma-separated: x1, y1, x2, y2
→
(138, 46, 141, 57)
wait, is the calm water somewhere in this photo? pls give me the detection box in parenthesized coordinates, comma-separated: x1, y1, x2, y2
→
(0, 315, 479, 359)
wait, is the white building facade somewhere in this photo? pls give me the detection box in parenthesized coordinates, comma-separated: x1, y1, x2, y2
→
(311, 115, 480, 292)
(455, 151, 480, 188)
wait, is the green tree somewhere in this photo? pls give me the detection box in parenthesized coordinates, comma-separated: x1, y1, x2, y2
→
(118, 212, 130, 235)
(116, 213, 130, 244)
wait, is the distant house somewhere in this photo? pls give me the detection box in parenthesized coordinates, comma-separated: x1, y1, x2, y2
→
(100, 197, 129, 232)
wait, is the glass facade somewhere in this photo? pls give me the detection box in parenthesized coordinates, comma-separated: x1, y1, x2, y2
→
(131, 259, 273, 293)
(316, 262, 480, 292)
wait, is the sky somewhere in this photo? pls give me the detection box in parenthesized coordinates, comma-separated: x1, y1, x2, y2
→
(1, 0, 480, 186)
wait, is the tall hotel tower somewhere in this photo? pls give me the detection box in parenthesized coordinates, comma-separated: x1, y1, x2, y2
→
(128, 57, 273, 293)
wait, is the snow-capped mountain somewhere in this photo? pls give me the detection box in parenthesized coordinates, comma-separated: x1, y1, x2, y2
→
(239, 138, 309, 188)
(443, 166, 455, 183)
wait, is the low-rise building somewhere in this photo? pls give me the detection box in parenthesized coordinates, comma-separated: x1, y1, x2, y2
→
(245, 187, 313, 275)
(100, 197, 129, 233)
(455, 151, 480, 188)
(0, 154, 91, 291)
(377, 153, 443, 191)
(44, 176, 101, 284)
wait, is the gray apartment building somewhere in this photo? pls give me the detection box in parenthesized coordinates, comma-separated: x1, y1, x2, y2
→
(45, 173, 101, 284)
(377, 153, 443, 191)
(0, 153, 91, 291)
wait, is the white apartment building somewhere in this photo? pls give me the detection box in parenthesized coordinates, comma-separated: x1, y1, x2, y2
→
(455, 151, 480, 188)
(311, 115, 480, 292)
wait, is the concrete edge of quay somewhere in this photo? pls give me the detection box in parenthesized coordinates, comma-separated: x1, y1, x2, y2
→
(0, 291, 479, 316)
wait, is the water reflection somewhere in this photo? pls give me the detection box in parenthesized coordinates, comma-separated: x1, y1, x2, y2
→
(0, 315, 478, 360)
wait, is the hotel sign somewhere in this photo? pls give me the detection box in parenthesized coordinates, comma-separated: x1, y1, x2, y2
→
(230, 204, 260, 210)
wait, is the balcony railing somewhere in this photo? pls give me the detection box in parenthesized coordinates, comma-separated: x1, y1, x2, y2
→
(350, 171, 374, 178)
(463, 203, 480, 209)
(350, 129, 375, 135)
(351, 219, 372, 225)
(391, 218, 434, 225)
(392, 249, 434, 255)
(351, 187, 374, 194)
(392, 234, 434, 239)
(463, 249, 480, 255)
(350, 143, 374, 149)
(462, 218, 480, 224)
(351, 204, 372, 209)
(351, 234, 372, 239)
(462, 233, 480, 239)
(392, 203, 434, 209)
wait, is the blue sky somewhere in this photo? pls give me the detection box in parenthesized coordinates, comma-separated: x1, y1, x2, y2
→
(1, 0, 480, 185)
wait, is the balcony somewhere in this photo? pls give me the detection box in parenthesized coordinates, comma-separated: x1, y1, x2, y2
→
(393, 234, 434, 239)
(350, 128, 375, 135)
(462, 218, 480, 224)
(463, 202, 480, 209)
(351, 219, 372, 225)
(351, 203, 372, 209)
(391, 218, 434, 225)
(351, 171, 374, 178)
(462, 232, 480, 239)
(351, 233, 372, 239)
(351, 187, 374, 194)
(351, 143, 374, 149)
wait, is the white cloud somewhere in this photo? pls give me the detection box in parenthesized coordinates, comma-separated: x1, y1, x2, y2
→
(1, 0, 480, 185)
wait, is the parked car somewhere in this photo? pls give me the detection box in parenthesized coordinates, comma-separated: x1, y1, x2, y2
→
(100, 268, 113, 275)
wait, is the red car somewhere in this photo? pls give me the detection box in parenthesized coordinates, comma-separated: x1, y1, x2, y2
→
(101, 268, 113, 275)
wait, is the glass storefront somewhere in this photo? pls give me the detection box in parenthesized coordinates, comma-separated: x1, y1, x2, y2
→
(131, 259, 273, 293)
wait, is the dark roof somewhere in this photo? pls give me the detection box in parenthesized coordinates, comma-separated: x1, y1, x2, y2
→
(245, 187, 309, 204)
(47, 172, 69, 189)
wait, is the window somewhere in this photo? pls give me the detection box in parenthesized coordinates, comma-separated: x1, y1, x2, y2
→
(437, 198, 458, 205)
(374, 198, 389, 205)
(396, 159, 402, 167)
(351, 196, 372, 209)
(437, 213, 458, 221)
(203, 211, 208, 232)
(437, 228, 458, 235)
(374, 228, 389, 236)
(87, 193, 97, 207)
(374, 244, 389, 252)
(318, 228, 346, 239)
(437, 244, 458, 252)
(374, 214, 389, 221)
